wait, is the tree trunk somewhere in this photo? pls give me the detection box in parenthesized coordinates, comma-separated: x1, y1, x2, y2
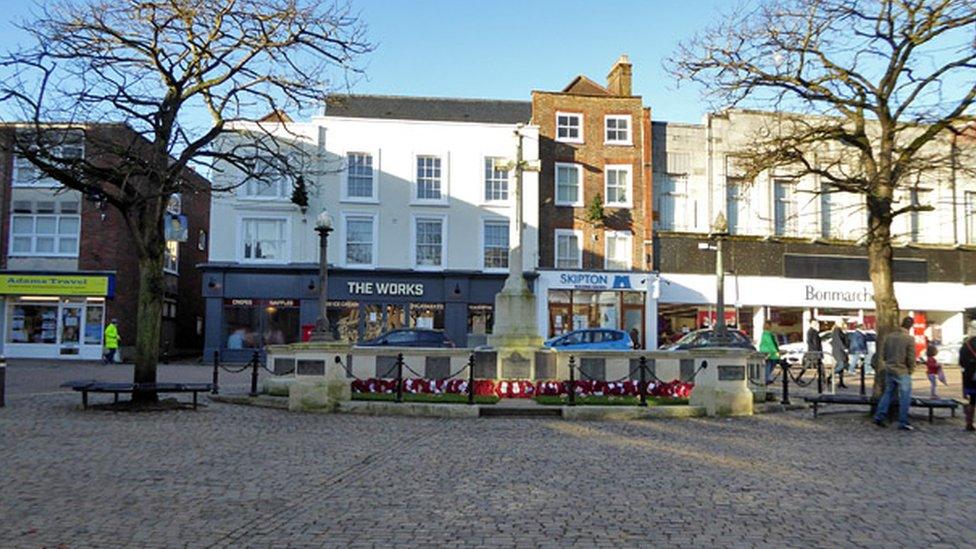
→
(131, 225, 166, 402)
(866, 195, 900, 399)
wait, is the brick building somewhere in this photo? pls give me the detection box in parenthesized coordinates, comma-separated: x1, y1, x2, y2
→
(0, 124, 210, 360)
(531, 56, 655, 348)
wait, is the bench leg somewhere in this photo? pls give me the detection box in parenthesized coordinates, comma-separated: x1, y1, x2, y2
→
(114, 392, 119, 404)
(193, 391, 198, 410)
(952, 407, 956, 418)
(929, 407, 934, 424)
(813, 402, 819, 419)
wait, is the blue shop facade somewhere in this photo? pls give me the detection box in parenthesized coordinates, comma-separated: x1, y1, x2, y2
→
(200, 263, 534, 362)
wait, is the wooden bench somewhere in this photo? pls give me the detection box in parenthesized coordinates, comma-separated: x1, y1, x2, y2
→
(804, 393, 961, 423)
(61, 381, 214, 410)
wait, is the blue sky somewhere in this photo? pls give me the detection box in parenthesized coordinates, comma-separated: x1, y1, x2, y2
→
(0, 0, 730, 123)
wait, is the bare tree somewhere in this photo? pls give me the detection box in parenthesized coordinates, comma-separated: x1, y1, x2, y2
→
(669, 0, 976, 391)
(0, 0, 371, 400)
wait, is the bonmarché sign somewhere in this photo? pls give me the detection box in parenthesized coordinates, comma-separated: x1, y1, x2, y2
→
(346, 281, 425, 297)
(804, 285, 873, 304)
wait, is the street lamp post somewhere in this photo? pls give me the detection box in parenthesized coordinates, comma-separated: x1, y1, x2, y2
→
(310, 209, 335, 342)
(710, 212, 730, 341)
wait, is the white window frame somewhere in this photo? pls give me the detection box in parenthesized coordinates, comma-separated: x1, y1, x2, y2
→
(604, 164, 633, 208)
(164, 241, 179, 275)
(8, 212, 81, 257)
(604, 115, 632, 145)
(554, 229, 583, 269)
(773, 179, 798, 236)
(238, 155, 290, 201)
(341, 211, 378, 268)
(483, 156, 511, 204)
(604, 231, 633, 270)
(12, 131, 85, 188)
(554, 162, 584, 207)
(341, 150, 380, 203)
(237, 216, 291, 263)
(555, 111, 584, 144)
(412, 153, 449, 206)
(411, 214, 448, 270)
(480, 216, 510, 272)
(965, 190, 976, 245)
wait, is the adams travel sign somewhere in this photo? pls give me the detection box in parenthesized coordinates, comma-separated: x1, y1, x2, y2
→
(0, 274, 115, 297)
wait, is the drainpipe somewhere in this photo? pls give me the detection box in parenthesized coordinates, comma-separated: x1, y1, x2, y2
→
(951, 132, 959, 245)
(705, 114, 714, 233)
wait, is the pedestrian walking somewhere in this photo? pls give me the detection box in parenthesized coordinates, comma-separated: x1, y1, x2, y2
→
(848, 323, 869, 375)
(759, 321, 780, 384)
(925, 344, 947, 398)
(103, 318, 120, 365)
(873, 316, 917, 431)
(804, 320, 823, 377)
(831, 320, 851, 388)
(959, 336, 976, 432)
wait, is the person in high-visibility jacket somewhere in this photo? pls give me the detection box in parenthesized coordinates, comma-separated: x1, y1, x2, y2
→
(103, 319, 120, 365)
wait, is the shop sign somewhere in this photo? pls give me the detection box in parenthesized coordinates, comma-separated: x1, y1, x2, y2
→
(346, 281, 424, 297)
(552, 272, 644, 291)
(0, 274, 115, 297)
(803, 285, 873, 305)
(224, 298, 298, 307)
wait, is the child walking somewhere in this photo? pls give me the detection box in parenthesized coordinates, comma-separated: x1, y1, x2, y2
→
(926, 344, 947, 398)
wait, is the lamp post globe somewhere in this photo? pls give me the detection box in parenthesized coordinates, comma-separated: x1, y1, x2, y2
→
(310, 208, 335, 342)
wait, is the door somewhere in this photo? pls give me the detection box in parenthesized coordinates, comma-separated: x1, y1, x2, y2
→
(59, 304, 83, 356)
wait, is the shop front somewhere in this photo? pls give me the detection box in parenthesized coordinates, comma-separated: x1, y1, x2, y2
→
(0, 271, 115, 360)
(534, 270, 658, 349)
(201, 264, 526, 361)
(659, 273, 976, 350)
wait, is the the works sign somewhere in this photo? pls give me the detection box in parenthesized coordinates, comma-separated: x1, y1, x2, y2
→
(346, 281, 425, 297)
(803, 285, 873, 305)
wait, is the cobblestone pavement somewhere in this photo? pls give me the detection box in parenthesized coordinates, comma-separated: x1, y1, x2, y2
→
(1, 370, 974, 548)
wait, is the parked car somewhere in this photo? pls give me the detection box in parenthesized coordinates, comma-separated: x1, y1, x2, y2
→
(544, 328, 633, 351)
(658, 328, 755, 351)
(358, 328, 455, 348)
(780, 330, 876, 369)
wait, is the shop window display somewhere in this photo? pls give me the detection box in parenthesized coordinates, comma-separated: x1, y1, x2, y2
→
(467, 304, 494, 336)
(7, 303, 58, 343)
(327, 300, 360, 343)
(223, 300, 299, 349)
(409, 303, 444, 330)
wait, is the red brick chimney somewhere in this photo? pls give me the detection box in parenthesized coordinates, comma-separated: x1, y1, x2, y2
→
(607, 54, 633, 96)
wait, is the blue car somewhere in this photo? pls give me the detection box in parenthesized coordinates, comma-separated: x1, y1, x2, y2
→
(544, 328, 634, 350)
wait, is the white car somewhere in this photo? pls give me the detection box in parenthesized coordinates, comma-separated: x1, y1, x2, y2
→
(779, 330, 876, 370)
(935, 340, 963, 366)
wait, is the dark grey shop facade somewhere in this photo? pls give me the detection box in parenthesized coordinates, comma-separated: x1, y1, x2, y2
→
(200, 263, 531, 362)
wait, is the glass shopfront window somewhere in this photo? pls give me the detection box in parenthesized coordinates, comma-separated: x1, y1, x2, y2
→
(546, 290, 645, 343)
(327, 300, 360, 343)
(467, 304, 494, 336)
(223, 299, 299, 349)
(5, 298, 105, 358)
(409, 303, 444, 330)
(7, 302, 58, 343)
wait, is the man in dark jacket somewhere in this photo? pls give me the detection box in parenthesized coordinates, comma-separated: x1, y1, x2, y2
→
(873, 316, 918, 431)
(806, 320, 822, 352)
(832, 320, 851, 388)
(959, 334, 976, 432)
